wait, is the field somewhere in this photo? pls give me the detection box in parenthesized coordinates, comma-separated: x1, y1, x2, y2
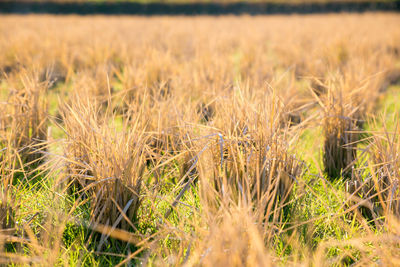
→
(0, 13, 400, 266)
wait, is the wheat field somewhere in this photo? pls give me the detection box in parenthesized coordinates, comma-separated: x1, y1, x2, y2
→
(0, 13, 400, 266)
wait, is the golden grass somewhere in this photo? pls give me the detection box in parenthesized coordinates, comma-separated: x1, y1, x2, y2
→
(0, 13, 399, 266)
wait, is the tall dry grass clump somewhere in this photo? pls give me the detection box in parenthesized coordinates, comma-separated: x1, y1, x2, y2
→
(2, 72, 48, 165)
(369, 120, 400, 217)
(61, 93, 150, 236)
(321, 92, 359, 179)
(0, 142, 18, 237)
(320, 65, 393, 180)
(197, 87, 302, 227)
(317, 73, 376, 180)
